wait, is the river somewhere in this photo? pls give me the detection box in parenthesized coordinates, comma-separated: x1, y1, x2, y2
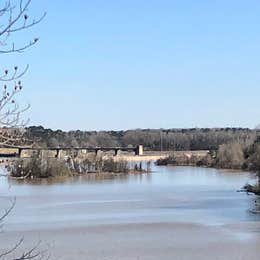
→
(1, 166, 260, 259)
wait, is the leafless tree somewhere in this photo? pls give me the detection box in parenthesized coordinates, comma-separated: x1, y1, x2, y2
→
(0, 199, 49, 260)
(0, 1, 47, 259)
(0, 0, 46, 147)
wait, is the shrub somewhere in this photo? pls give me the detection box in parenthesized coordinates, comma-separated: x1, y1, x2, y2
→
(8, 157, 73, 179)
(216, 143, 245, 169)
(8, 156, 132, 179)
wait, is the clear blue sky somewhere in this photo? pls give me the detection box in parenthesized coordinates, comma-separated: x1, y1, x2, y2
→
(3, 0, 260, 130)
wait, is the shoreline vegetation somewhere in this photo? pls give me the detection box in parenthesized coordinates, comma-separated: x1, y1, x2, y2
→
(155, 144, 260, 195)
(3, 126, 260, 194)
(7, 156, 151, 180)
(243, 184, 260, 196)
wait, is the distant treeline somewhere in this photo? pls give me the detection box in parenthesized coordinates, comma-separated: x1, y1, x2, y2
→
(25, 126, 259, 151)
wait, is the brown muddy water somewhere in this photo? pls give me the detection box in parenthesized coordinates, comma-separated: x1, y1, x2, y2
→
(1, 166, 260, 260)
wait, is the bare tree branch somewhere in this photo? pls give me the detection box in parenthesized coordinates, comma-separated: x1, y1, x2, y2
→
(0, 65, 29, 82)
(0, 238, 24, 258)
(0, 199, 47, 260)
(0, 0, 46, 54)
(0, 0, 45, 147)
(0, 1, 48, 258)
(0, 197, 15, 223)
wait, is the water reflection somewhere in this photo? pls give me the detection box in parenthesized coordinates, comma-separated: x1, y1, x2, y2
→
(1, 166, 260, 230)
(5, 172, 131, 186)
(250, 196, 260, 214)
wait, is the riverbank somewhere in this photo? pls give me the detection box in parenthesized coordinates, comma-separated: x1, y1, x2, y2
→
(244, 183, 260, 195)
(155, 152, 260, 195)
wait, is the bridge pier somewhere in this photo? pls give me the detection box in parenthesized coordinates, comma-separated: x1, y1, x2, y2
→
(114, 149, 119, 156)
(17, 148, 22, 158)
(55, 149, 61, 159)
(135, 145, 144, 156)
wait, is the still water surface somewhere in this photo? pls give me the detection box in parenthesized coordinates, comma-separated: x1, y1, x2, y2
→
(1, 166, 260, 259)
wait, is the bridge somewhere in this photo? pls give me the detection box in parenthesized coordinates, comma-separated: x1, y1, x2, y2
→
(0, 145, 144, 158)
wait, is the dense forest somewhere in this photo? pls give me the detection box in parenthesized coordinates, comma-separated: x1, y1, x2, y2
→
(26, 126, 258, 151)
